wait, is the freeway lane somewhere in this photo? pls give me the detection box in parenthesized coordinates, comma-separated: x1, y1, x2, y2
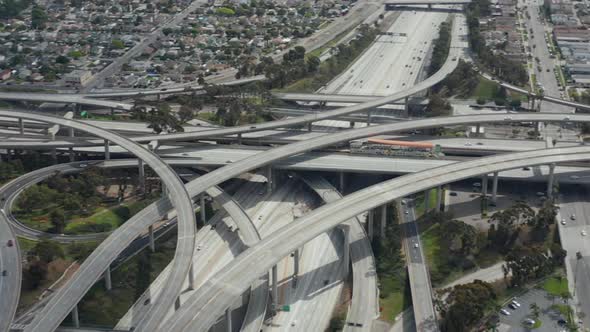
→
(17, 111, 590, 330)
(300, 174, 379, 332)
(168, 146, 590, 331)
(0, 111, 198, 332)
(0, 209, 21, 332)
(401, 200, 438, 331)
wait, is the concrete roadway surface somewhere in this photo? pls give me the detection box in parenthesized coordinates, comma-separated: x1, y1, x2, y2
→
(556, 189, 590, 329)
(166, 146, 590, 331)
(521, 0, 571, 114)
(300, 174, 379, 332)
(401, 200, 438, 332)
(116, 178, 293, 332)
(0, 111, 198, 332)
(0, 209, 21, 332)
(9, 113, 590, 330)
(325, 10, 448, 96)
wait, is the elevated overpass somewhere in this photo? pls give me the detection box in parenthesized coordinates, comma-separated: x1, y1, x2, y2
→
(167, 145, 590, 332)
(0, 111, 198, 332)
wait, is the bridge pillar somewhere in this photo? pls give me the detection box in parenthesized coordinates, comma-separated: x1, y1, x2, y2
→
(156, 94, 161, 101)
(404, 97, 409, 117)
(547, 163, 556, 198)
(424, 189, 430, 212)
(367, 210, 374, 241)
(104, 139, 110, 160)
(138, 159, 145, 194)
(492, 172, 499, 203)
(530, 95, 536, 110)
(428, 3, 432, 8)
(367, 110, 372, 126)
(200, 194, 206, 224)
(237, 133, 242, 145)
(148, 225, 155, 252)
(104, 265, 112, 291)
(18, 118, 24, 135)
(436, 186, 443, 211)
(482, 174, 488, 197)
(68, 127, 75, 162)
(349, 121, 355, 128)
(341, 225, 350, 276)
(293, 248, 300, 278)
(339, 172, 345, 193)
(380, 205, 387, 236)
(475, 123, 481, 137)
(266, 166, 273, 193)
(71, 305, 80, 328)
(271, 264, 279, 313)
(225, 308, 232, 332)
(308, 122, 312, 132)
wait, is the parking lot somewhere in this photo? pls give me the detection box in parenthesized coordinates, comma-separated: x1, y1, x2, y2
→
(498, 289, 568, 332)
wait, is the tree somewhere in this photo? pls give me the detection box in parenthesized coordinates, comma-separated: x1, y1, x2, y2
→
(31, 5, 48, 29)
(426, 94, 452, 117)
(306, 55, 320, 73)
(178, 105, 194, 123)
(530, 302, 540, 319)
(29, 240, 64, 263)
(442, 280, 496, 332)
(55, 55, 70, 65)
(49, 208, 66, 234)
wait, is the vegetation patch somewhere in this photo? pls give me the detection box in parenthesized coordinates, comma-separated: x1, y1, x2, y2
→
(542, 276, 569, 297)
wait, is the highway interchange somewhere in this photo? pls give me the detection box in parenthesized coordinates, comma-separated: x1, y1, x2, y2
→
(3, 4, 590, 332)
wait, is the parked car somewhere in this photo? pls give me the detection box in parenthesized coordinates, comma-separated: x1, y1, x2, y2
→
(500, 309, 511, 315)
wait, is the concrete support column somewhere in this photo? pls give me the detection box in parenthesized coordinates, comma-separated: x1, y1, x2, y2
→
(404, 97, 409, 117)
(225, 308, 232, 332)
(271, 265, 278, 312)
(266, 166, 273, 193)
(436, 186, 443, 211)
(104, 265, 112, 291)
(307, 122, 312, 132)
(548, 163, 556, 198)
(380, 205, 387, 236)
(341, 225, 350, 276)
(104, 139, 110, 160)
(482, 174, 488, 197)
(200, 194, 206, 223)
(368, 210, 374, 241)
(293, 248, 300, 277)
(349, 121, 355, 128)
(476, 123, 481, 137)
(71, 305, 80, 328)
(492, 172, 499, 203)
(148, 225, 155, 252)
(68, 127, 75, 162)
(18, 118, 24, 135)
(424, 189, 430, 212)
(138, 159, 145, 194)
(367, 110, 372, 126)
(237, 133, 242, 145)
(339, 172, 345, 193)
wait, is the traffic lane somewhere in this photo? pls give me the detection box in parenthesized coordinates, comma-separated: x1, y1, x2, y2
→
(0, 211, 21, 332)
(401, 207, 423, 264)
(573, 256, 590, 328)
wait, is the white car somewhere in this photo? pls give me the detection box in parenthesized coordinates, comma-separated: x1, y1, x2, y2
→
(414, 243, 419, 248)
(500, 309, 511, 316)
(561, 219, 566, 225)
(511, 300, 521, 307)
(582, 230, 587, 236)
(405, 211, 409, 215)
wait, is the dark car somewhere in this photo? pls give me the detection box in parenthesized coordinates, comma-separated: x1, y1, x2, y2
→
(2, 270, 7, 276)
(7, 240, 13, 247)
